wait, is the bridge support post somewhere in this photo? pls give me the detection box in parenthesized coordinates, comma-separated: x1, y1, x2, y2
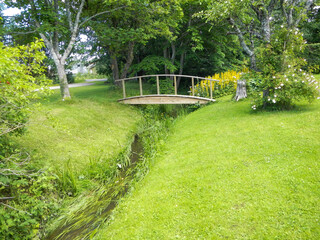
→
(156, 76, 160, 95)
(210, 80, 213, 99)
(122, 80, 126, 98)
(139, 77, 143, 96)
(174, 76, 177, 95)
(192, 77, 195, 96)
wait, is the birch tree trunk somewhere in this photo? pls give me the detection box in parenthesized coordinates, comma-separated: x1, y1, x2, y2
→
(27, 0, 125, 99)
(56, 62, 71, 99)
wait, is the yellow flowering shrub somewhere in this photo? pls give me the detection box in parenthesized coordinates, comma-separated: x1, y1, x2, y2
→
(191, 68, 248, 98)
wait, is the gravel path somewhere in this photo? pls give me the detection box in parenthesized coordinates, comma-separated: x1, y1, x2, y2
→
(49, 78, 108, 90)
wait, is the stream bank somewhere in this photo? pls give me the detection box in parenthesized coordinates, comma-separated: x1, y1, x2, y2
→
(44, 104, 194, 239)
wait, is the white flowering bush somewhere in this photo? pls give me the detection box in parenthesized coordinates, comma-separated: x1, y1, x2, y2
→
(248, 26, 319, 110)
(247, 71, 318, 110)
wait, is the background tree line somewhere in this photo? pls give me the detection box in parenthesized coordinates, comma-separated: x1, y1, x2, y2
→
(1, 0, 319, 99)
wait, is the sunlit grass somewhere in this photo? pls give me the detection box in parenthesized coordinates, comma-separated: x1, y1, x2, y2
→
(13, 82, 142, 175)
(96, 97, 320, 239)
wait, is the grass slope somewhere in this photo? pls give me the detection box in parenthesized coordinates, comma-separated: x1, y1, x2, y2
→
(14, 82, 141, 174)
(96, 98, 320, 239)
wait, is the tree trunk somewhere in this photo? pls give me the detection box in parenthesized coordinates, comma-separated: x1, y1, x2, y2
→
(234, 80, 247, 101)
(177, 51, 185, 88)
(261, 17, 271, 43)
(164, 47, 169, 74)
(250, 54, 257, 71)
(120, 42, 135, 79)
(110, 53, 120, 85)
(56, 62, 71, 99)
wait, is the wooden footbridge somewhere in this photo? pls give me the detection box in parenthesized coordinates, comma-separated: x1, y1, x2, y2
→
(115, 74, 219, 104)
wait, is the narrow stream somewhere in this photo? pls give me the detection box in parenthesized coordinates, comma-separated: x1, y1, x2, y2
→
(46, 135, 143, 240)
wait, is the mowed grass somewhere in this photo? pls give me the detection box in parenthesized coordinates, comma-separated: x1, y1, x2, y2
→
(13, 82, 142, 173)
(96, 98, 320, 239)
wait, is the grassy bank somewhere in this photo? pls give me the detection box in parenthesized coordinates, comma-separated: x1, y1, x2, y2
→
(96, 98, 320, 239)
(13, 82, 142, 190)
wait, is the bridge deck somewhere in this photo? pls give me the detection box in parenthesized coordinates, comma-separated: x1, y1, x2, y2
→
(118, 95, 215, 105)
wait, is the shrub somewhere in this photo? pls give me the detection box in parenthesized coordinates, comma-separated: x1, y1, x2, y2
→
(245, 71, 319, 110)
(249, 27, 319, 110)
(191, 69, 248, 98)
(0, 40, 54, 239)
(159, 78, 175, 94)
(0, 40, 50, 138)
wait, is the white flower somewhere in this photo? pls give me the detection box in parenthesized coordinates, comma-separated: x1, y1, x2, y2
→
(281, 25, 284, 28)
(268, 98, 271, 101)
(299, 69, 302, 72)
(280, 83, 284, 86)
(302, 81, 304, 83)
(292, 74, 295, 77)
(273, 76, 276, 79)
(316, 86, 319, 89)
(274, 94, 277, 98)
(272, 99, 276, 103)
(288, 65, 291, 68)
(286, 78, 289, 81)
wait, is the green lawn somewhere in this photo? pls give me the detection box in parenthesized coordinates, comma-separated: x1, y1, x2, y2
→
(95, 98, 320, 239)
(13, 82, 141, 175)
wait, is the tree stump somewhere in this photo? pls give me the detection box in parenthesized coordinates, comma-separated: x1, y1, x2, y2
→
(234, 80, 247, 101)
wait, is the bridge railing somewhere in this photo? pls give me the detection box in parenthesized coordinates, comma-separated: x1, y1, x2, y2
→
(115, 74, 220, 99)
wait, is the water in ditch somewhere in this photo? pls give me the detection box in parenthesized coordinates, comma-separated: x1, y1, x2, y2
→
(46, 135, 143, 240)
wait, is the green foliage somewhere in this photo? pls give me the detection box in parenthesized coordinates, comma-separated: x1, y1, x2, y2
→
(131, 56, 177, 75)
(0, 40, 54, 239)
(0, 40, 50, 138)
(304, 43, 320, 74)
(159, 78, 175, 94)
(92, 0, 182, 51)
(249, 27, 319, 110)
(301, 7, 320, 44)
(0, 153, 60, 239)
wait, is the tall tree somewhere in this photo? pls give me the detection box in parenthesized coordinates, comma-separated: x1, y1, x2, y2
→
(200, 0, 316, 70)
(4, 0, 125, 99)
(89, 0, 182, 83)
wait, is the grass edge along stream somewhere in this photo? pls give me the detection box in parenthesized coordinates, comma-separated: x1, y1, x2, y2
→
(44, 104, 191, 240)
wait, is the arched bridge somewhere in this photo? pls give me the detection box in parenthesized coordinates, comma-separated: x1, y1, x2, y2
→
(115, 74, 219, 105)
